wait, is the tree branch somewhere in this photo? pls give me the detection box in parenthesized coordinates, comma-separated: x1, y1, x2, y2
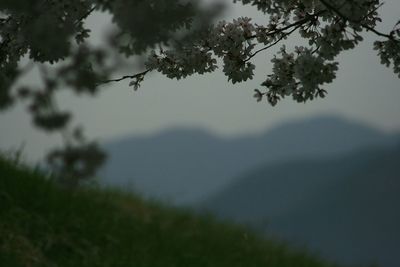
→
(245, 23, 303, 62)
(248, 10, 324, 40)
(74, 5, 97, 27)
(98, 69, 152, 85)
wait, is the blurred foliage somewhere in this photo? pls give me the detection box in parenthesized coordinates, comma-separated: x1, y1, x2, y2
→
(0, 0, 222, 187)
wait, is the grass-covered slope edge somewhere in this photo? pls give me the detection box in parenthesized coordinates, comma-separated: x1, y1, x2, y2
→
(0, 156, 339, 267)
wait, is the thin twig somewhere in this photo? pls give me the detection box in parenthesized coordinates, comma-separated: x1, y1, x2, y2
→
(245, 23, 304, 62)
(99, 69, 152, 85)
(74, 5, 97, 27)
(247, 11, 325, 40)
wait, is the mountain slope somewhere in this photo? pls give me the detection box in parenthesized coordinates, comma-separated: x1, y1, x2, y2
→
(201, 144, 400, 267)
(100, 116, 396, 204)
(0, 156, 337, 267)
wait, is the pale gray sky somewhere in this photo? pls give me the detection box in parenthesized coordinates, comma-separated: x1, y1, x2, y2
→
(1, 1, 399, 162)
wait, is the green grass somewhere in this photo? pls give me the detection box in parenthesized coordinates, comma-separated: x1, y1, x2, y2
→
(0, 156, 338, 267)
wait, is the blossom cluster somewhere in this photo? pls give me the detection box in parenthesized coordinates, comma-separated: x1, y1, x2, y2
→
(374, 25, 400, 78)
(258, 46, 337, 105)
(142, 0, 398, 105)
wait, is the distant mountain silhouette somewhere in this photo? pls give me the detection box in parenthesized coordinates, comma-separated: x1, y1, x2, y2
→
(201, 144, 400, 267)
(100, 115, 398, 203)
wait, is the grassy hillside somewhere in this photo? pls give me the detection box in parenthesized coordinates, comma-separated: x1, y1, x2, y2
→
(0, 156, 337, 267)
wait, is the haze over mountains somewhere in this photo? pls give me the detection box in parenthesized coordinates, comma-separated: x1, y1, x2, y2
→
(100, 115, 400, 267)
(100, 115, 399, 204)
(202, 144, 400, 267)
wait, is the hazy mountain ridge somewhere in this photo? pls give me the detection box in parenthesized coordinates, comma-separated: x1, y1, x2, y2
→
(100, 115, 398, 204)
(201, 144, 400, 267)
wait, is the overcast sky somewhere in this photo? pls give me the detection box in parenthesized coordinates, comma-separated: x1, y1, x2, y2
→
(1, 0, 399, 162)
